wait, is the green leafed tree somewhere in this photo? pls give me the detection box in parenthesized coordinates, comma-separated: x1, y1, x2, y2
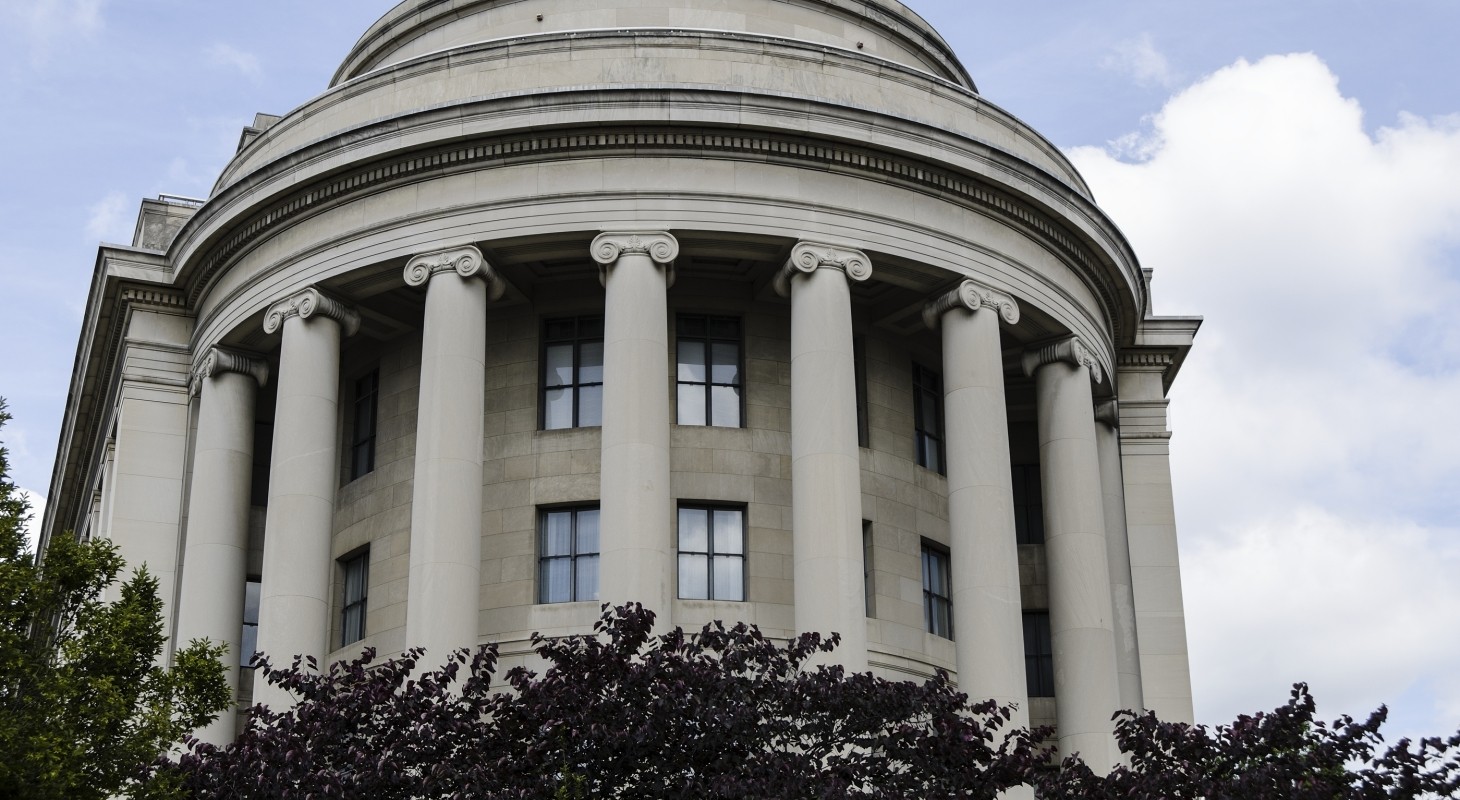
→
(0, 398, 231, 800)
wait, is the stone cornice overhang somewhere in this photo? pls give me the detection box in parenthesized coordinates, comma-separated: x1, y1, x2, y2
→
(1125, 315, 1203, 393)
(40, 246, 186, 552)
(334, 0, 976, 90)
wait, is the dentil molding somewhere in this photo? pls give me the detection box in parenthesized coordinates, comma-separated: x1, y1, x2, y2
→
(189, 347, 269, 398)
(773, 240, 873, 297)
(262, 286, 361, 337)
(922, 279, 1021, 329)
(1022, 336, 1104, 385)
(403, 245, 506, 300)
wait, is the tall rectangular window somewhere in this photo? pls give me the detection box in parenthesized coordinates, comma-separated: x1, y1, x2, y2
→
(1024, 611, 1055, 697)
(340, 551, 369, 647)
(1012, 464, 1046, 545)
(912, 363, 944, 474)
(677, 505, 746, 601)
(862, 520, 876, 618)
(676, 315, 742, 427)
(350, 370, 379, 480)
(542, 317, 605, 430)
(241, 578, 261, 668)
(854, 336, 870, 448)
(539, 506, 600, 603)
(922, 541, 953, 639)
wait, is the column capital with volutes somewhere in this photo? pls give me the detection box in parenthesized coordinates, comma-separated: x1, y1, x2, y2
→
(404, 245, 505, 300)
(262, 287, 360, 337)
(1022, 336, 1105, 385)
(189, 347, 269, 398)
(923, 279, 1020, 329)
(774, 240, 872, 297)
(1095, 400, 1120, 429)
(592, 231, 679, 287)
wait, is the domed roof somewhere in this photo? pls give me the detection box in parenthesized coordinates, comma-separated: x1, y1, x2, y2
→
(333, 0, 975, 91)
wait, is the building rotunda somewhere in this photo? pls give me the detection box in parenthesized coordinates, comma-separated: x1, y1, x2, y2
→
(40, 0, 1200, 773)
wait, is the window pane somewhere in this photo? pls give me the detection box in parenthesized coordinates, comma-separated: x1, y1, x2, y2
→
(343, 605, 364, 645)
(243, 580, 261, 624)
(925, 439, 941, 472)
(577, 385, 603, 428)
(576, 555, 600, 601)
(544, 388, 574, 430)
(579, 341, 604, 384)
(576, 509, 600, 554)
(545, 344, 574, 387)
(677, 341, 706, 382)
(677, 384, 707, 425)
(541, 558, 572, 603)
(544, 512, 573, 556)
(710, 343, 739, 384)
(710, 386, 741, 427)
(545, 319, 576, 341)
(679, 507, 709, 552)
(713, 509, 743, 554)
(919, 393, 940, 435)
(345, 557, 367, 603)
(678, 316, 706, 337)
(579, 317, 604, 338)
(679, 554, 709, 600)
(240, 624, 258, 668)
(710, 317, 740, 338)
(713, 556, 744, 601)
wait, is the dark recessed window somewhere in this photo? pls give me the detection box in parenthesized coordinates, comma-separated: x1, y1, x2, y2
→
(1013, 464, 1046, 545)
(922, 541, 953, 640)
(340, 551, 369, 647)
(1024, 611, 1055, 697)
(542, 317, 605, 430)
(676, 315, 743, 427)
(677, 505, 746, 601)
(912, 363, 944, 474)
(539, 506, 600, 604)
(863, 520, 875, 618)
(854, 336, 869, 448)
(241, 578, 261, 668)
(350, 370, 379, 481)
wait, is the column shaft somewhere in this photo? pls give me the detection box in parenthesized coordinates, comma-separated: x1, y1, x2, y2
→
(783, 243, 869, 671)
(256, 294, 352, 710)
(1028, 341, 1121, 772)
(933, 285, 1029, 728)
(1096, 408, 1144, 714)
(596, 235, 676, 617)
(177, 357, 263, 746)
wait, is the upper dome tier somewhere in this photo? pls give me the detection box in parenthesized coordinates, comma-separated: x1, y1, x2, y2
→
(333, 0, 975, 91)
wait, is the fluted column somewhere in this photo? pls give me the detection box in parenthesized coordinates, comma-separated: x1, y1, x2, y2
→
(403, 246, 503, 662)
(924, 281, 1029, 727)
(593, 232, 678, 618)
(176, 348, 268, 746)
(1096, 401, 1144, 714)
(1023, 336, 1120, 772)
(776, 241, 871, 671)
(255, 288, 359, 711)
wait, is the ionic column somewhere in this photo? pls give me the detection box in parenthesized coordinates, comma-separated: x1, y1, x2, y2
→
(403, 246, 503, 662)
(775, 241, 871, 671)
(592, 232, 678, 618)
(255, 288, 359, 711)
(924, 281, 1029, 728)
(1096, 401, 1144, 715)
(1022, 336, 1120, 772)
(176, 348, 268, 746)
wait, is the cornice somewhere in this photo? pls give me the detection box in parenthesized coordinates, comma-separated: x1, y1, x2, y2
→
(262, 287, 361, 337)
(1022, 336, 1104, 385)
(922, 279, 1020, 329)
(404, 245, 507, 300)
(773, 240, 872, 297)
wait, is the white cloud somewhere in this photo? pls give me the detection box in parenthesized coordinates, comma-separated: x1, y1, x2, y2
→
(0, 0, 106, 65)
(1100, 33, 1178, 89)
(204, 42, 262, 81)
(84, 190, 132, 245)
(1068, 54, 1460, 736)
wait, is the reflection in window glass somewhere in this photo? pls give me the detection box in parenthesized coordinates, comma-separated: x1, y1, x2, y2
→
(341, 551, 369, 647)
(676, 316, 743, 427)
(241, 579, 261, 668)
(678, 505, 745, 601)
(541, 317, 605, 430)
(913, 363, 945, 474)
(922, 542, 952, 639)
(539, 506, 601, 604)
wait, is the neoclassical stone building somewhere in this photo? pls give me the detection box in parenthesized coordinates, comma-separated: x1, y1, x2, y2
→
(40, 0, 1199, 772)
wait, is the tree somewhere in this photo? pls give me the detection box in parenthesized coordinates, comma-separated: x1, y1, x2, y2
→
(1036, 683, 1460, 800)
(0, 398, 231, 800)
(159, 603, 1044, 798)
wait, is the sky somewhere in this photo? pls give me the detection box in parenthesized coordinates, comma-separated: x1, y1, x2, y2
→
(1, 0, 1457, 744)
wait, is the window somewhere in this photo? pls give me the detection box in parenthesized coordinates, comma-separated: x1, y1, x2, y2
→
(922, 542, 953, 639)
(863, 520, 875, 618)
(241, 578, 261, 668)
(676, 315, 742, 427)
(350, 369, 379, 480)
(539, 506, 600, 603)
(677, 505, 745, 601)
(1023, 611, 1055, 697)
(854, 336, 869, 448)
(340, 551, 369, 647)
(912, 363, 944, 473)
(1012, 464, 1046, 545)
(542, 317, 605, 430)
